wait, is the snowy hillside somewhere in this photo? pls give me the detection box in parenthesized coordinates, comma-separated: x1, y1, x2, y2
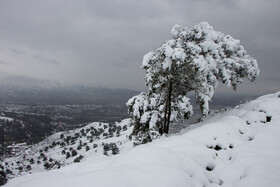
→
(0, 117, 13, 122)
(4, 91, 280, 187)
(1, 119, 134, 182)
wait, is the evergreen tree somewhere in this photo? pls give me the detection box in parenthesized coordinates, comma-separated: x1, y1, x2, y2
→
(0, 170, 7, 186)
(127, 22, 259, 139)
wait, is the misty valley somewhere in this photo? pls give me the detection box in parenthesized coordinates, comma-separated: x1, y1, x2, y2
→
(0, 81, 257, 157)
(0, 84, 139, 157)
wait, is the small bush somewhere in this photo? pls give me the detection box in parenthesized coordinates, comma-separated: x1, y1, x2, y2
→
(44, 162, 51, 170)
(5, 169, 13, 175)
(60, 134, 64, 139)
(71, 149, 78, 157)
(26, 165, 32, 171)
(44, 147, 49, 152)
(60, 142, 66, 147)
(18, 166, 23, 171)
(74, 155, 84, 163)
(66, 152, 71, 159)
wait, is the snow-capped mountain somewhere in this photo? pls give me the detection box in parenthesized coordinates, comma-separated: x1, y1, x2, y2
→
(3, 91, 280, 187)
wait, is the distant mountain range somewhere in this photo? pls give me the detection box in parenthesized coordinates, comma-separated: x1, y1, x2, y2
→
(0, 75, 139, 105)
(0, 74, 260, 108)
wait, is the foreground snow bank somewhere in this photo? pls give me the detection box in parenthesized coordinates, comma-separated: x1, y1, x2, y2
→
(5, 92, 280, 187)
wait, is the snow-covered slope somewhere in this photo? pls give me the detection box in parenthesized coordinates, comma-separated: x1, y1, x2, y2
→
(2, 119, 134, 181)
(4, 92, 280, 187)
(0, 116, 13, 122)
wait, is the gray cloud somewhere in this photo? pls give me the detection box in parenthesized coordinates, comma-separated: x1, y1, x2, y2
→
(10, 48, 25, 54)
(0, 0, 279, 95)
(33, 55, 60, 65)
(0, 60, 9, 65)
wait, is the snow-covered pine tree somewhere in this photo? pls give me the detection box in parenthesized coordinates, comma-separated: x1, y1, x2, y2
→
(127, 22, 259, 141)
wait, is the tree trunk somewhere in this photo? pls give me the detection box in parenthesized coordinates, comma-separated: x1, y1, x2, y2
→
(164, 81, 172, 134)
(163, 100, 168, 135)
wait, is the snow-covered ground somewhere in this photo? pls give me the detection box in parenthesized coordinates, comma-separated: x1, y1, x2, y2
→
(4, 91, 280, 187)
(0, 116, 13, 122)
(2, 119, 134, 180)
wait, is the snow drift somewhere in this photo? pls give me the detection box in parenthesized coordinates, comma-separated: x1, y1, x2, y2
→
(4, 92, 280, 187)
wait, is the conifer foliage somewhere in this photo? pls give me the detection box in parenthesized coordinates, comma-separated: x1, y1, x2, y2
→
(127, 22, 259, 140)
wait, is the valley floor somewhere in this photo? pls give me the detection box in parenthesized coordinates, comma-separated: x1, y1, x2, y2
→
(4, 91, 280, 187)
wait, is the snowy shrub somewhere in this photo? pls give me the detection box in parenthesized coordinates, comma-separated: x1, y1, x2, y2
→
(74, 155, 84, 163)
(80, 129, 85, 136)
(5, 169, 13, 175)
(111, 144, 119, 155)
(52, 141, 57, 147)
(98, 128, 104, 135)
(66, 152, 71, 159)
(44, 147, 49, 152)
(103, 143, 120, 156)
(71, 149, 77, 157)
(127, 22, 259, 138)
(40, 152, 45, 158)
(70, 138, 76, 145)
(122, 125, 127, 131)
(109, 126, 116, 134)
(18, 166, 23, 172)
(60, 133, 64, 139)
(43, 162, 51, 170)
(60, 142, 66, 147)
(103, 150, 108, 156)
(65, 136, 71, 144)
(103, 144, 110, 152)
(26, 165, 31, 171)
(116, 131, 120, 137)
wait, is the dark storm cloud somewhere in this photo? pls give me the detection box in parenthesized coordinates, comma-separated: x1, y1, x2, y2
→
(0, 0, 279, 95)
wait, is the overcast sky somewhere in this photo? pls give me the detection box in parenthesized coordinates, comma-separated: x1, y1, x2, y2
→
(0, 0, 279, 95)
